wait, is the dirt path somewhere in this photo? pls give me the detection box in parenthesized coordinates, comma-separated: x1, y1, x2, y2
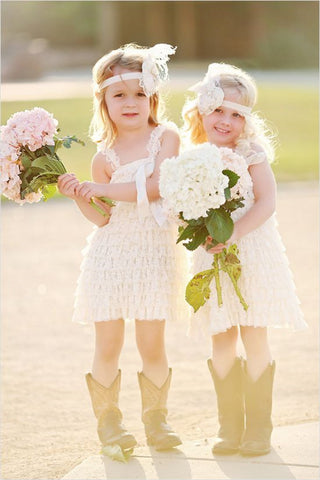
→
(1, 182, 318, 479)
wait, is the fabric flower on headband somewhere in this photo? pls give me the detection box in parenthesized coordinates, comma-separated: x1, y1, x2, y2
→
(97, 43, 176, 97)
(140, 43, 177, 96)
(189, 63, 252, 117)
(190, 77, 224, 116)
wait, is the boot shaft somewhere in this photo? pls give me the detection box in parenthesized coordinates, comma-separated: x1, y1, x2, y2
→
(86, 371, 122, 420)
(207, 357, 244, 415)
(137, 369, 171, 423)
(243, 361, 275, 426)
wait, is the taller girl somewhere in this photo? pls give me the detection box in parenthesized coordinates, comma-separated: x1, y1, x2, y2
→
(58, 43, 188, 451)
(183, 63, 307, 456)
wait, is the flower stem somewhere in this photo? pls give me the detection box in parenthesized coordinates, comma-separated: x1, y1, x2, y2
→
(213, 254, 223, 307)
(228, 274, 249, 311)
(90, 199, 110, 218)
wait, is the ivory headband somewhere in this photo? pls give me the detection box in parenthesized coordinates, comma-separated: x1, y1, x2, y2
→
(99, 72, 143, 91)
(221, 100, 252, 115)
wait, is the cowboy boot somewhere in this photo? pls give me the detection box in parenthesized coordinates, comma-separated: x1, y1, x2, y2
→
(137, 368, 182, 450)
(86, 370, 137, 450)
(240, 361, 276, 456)
(208, 357, 244, 454)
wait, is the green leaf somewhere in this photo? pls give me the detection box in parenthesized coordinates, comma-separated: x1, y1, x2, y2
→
(222, 169, 239, 189)
(183, 226, 208, 250)
(42, 184, 57, 201)
(186, 269, 215, 312)
(223, 197, 245, 213)
(205, 209, 234, 243)
(177, 223, 199, 243)
(224, 187, 231, 200)
(61, 135, 85, 149)
(100, 444, 134, 463)
(32, 155, 66, 175)
(20, 153, 32, 169)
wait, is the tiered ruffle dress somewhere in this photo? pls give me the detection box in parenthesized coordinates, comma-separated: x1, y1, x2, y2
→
(189, 142, 307, 337)
(73, 124, 190, 324)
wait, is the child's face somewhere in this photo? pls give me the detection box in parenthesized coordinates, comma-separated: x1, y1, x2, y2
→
(104, 66, 151, 131)
(202, 90, 246, 148)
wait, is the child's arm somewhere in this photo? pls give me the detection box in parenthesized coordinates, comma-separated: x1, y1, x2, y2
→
(230, 160, 276, 242)
(74, 129, 180, 203)
(57, 152, 112, 227)
(206, 160, 276, 253)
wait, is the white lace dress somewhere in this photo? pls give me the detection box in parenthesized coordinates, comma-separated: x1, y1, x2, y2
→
(189, 143, 308, 337)
(73, 125, 189, 324)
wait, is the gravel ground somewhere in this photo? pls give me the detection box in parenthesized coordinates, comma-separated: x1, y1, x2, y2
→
(1, 181, 318, 479)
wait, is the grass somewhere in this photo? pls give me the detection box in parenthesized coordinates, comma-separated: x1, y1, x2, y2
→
(2, 84, 318, 189)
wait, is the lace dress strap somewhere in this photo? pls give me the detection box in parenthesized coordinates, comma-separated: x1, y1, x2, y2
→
(135, 124, 173, 227)
(97, 142, 120, 170)
(146, 124, 170, 160)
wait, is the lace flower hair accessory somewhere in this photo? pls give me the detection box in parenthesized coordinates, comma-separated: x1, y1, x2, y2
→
(97, 43, 176, 96)
(190, 63, 252, 116)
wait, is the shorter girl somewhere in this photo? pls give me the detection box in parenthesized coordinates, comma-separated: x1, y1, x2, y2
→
(182, 63, 307, 456)
(58, 43, 188, 452)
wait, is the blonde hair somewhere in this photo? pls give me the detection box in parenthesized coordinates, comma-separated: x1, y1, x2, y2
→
(90, 43, 164, 147)
(182, 63, 276, 162)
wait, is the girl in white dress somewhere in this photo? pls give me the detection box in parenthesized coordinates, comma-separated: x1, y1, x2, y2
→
(58, 43, 188, 452)
(182, 63, 307, 457)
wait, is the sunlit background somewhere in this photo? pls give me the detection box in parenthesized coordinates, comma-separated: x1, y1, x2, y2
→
(1, 1, 319, 183)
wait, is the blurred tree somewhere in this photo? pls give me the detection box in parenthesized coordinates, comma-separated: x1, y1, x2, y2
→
(1, 1, 318, 69)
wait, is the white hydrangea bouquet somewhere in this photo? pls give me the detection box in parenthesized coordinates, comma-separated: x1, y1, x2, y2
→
(159, 142, 249, 312)
(0, 107, 112, 215)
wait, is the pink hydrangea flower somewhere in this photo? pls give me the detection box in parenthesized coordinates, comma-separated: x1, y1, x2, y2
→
(1, 107, 58, 151)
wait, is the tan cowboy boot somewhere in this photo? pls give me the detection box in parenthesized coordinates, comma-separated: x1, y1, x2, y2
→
(138, 368, 182, 450)
(86, 370, 137, 450)
(240, 361, 276, 456)
(208, 357, 245, 454)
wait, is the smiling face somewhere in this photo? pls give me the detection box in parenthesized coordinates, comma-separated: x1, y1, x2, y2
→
(202, 89, 246, 148)
(104, 66, 151, 132)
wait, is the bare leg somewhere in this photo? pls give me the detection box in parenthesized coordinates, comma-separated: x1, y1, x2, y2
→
(240, 326, 272, 381)
(135, 319, 168, 387)
(92, 319, 125, 387)
(211, 326, 239, 379)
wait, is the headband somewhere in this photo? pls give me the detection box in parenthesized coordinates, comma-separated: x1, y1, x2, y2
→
(96, 43, 176, 97)
(220, 100, 252, 116)
(189, 67, 252, 116)
(99, 72, 143, 90)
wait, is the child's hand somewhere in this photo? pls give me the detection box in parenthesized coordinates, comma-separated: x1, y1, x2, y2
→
(75, 181, 108, 202)
(57, 173, 80, 199)
(203, 236, 226, 254)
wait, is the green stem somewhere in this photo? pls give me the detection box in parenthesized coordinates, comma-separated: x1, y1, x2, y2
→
(228, 273, 249, 311)
(90, 199, 110, 218)
(213, 254, 223, 307)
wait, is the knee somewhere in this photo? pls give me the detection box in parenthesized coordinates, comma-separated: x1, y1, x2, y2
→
(240, 327, 269, 354)
(212, 327, 238, 352)
(95, 338, 123, 363)
(137, 338, 165, 364)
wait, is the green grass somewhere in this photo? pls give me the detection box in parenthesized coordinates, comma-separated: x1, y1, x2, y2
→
(2, 85, 318, 188)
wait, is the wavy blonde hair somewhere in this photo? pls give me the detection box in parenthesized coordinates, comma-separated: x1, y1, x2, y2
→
(182, 63, 276, 162)
(90, 43, 164, 148)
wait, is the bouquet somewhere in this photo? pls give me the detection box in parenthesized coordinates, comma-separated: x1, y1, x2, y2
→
(0, 107, 113, 215)
(159, 142, 249, 312)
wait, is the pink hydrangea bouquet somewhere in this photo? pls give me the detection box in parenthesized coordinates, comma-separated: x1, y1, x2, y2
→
(0, 107, 112, 215)
(159, 142, 249, 312)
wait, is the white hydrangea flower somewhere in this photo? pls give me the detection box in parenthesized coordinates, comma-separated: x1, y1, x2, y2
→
(160, 143, 229, 220)
(220, 147, 253, 199)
